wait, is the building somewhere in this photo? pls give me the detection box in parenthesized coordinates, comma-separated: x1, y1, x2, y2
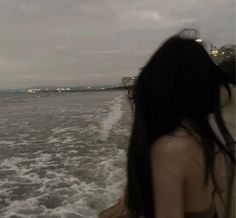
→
(210, 44, 236, 64)
(121, 76, 136, 88)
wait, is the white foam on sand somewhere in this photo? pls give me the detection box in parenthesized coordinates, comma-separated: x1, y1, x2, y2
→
(99, 95, 124, 141)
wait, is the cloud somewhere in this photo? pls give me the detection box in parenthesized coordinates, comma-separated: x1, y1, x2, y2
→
(122, 10, 162, 22)
(83, 49, 129, 55)
(0, 0, 235, 88)
(21, 75, 32, 79)
(0, 56, 27, 72)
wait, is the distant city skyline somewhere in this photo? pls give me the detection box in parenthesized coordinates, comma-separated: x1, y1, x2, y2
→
(0, 0, 235, 89)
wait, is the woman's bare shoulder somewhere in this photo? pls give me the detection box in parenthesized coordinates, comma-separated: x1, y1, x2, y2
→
(151, 128, 198, 157)
(150, 128, 205, 182)
(150, 129, 197, 172)
(150, 129, 195, 180)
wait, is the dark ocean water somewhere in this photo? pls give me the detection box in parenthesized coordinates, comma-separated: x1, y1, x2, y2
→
(0, 91, 132, 218)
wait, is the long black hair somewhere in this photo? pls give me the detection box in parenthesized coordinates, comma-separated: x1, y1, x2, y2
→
(125, 29, 235, 218)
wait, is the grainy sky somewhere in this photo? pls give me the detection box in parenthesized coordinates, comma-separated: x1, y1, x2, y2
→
(0, 0, 235, 89)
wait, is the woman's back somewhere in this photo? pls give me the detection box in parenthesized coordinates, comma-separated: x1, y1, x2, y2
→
(150, 127, 225, 218)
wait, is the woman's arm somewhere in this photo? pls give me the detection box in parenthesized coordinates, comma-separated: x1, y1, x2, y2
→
(150, 136, 188, 218)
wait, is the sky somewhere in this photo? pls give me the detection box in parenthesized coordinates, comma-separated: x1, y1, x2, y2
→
(0, 0, 235, 89)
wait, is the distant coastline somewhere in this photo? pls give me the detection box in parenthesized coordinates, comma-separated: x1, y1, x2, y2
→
(0, 86, 128, 94)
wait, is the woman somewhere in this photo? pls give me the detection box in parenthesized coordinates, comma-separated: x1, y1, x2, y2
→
(99, 29, 235, 218)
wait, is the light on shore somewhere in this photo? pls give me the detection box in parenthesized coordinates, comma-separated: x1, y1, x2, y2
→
(195, 38, 203, 43)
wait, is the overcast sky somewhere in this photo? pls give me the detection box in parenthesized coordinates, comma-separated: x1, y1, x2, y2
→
(0, 0, 235, 89)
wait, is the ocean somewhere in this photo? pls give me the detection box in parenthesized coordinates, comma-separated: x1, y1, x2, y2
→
(0, 89, 234, 218)
(0, 90, 132, 218)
